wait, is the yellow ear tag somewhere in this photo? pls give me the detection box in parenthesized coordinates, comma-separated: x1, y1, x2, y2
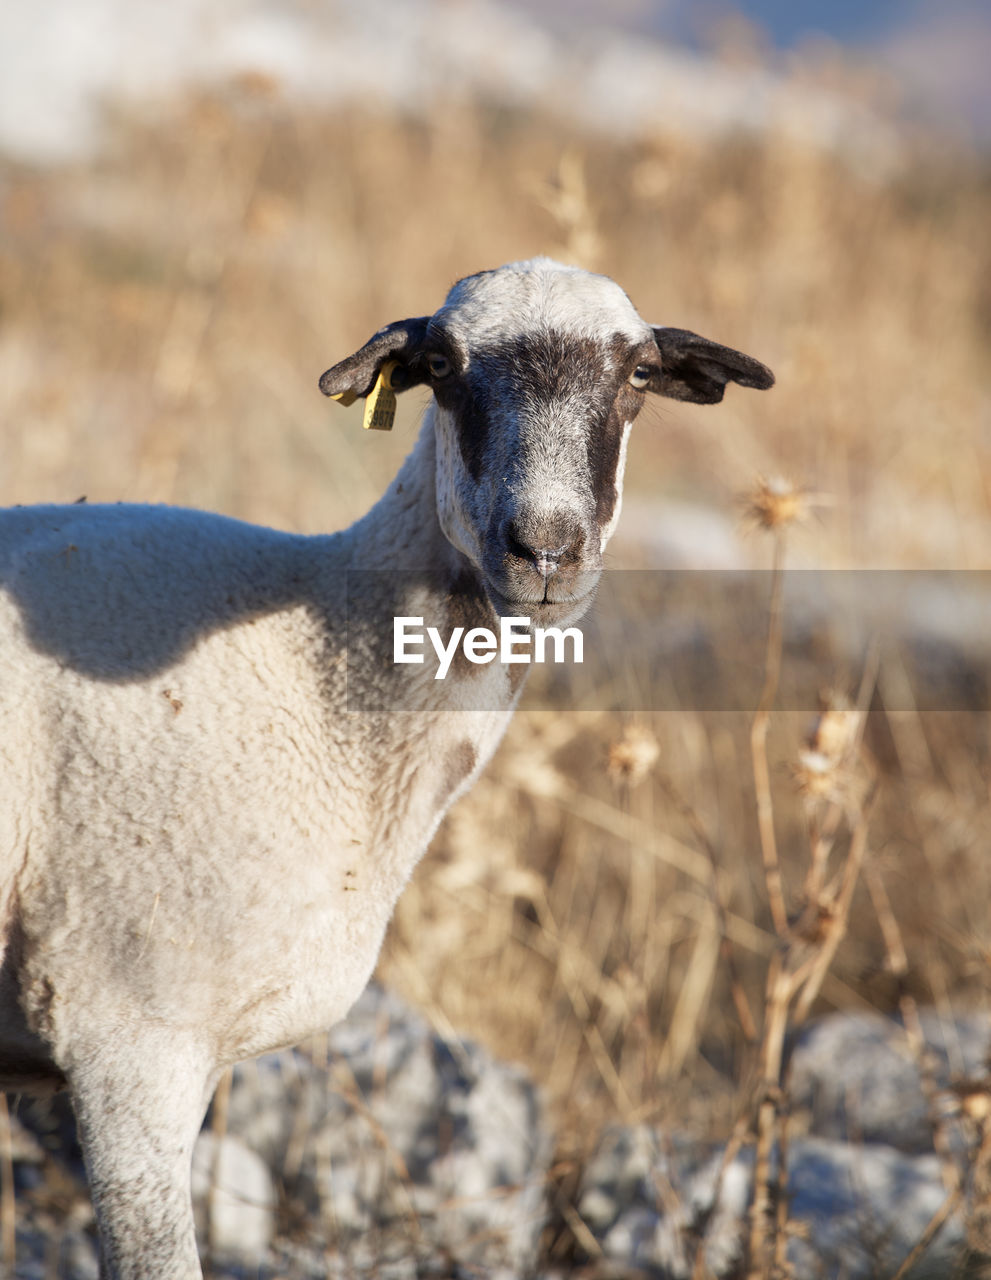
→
(329, 388, 358, 407)
(362, 360, 400, 431)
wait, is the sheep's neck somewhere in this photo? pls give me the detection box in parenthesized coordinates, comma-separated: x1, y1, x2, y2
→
(329, 413, 522, 891)
(342, 412, 514, 704)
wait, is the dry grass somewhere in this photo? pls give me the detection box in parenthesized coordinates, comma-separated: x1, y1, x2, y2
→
(2, 53, 991, 1274)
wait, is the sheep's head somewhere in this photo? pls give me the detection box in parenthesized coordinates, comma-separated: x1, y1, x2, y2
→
(320, 258, 774, 625)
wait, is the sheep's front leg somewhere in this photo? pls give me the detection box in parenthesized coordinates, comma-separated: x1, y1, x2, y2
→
(67, 1036, 215, 1279)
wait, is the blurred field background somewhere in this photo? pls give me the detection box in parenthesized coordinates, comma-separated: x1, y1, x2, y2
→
(2, 0, 991, 1269)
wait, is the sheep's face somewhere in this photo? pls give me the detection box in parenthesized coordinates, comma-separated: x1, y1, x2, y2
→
(425, 263, 655, 626)
(319, 258, 774, 626)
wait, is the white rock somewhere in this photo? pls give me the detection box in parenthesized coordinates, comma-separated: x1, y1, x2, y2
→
(789, 1010, 991, 1152)
(579, 1125, 969, 1278)
(220, 983, 552, 1274)
(191, 1131, 276, 1263)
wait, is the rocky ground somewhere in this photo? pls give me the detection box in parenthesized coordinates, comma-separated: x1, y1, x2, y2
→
(6, 985, 991, 1278)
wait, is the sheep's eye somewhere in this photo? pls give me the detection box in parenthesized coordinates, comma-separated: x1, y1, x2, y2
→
(628, 366, 653, 390)
(427, 354, 452, 379)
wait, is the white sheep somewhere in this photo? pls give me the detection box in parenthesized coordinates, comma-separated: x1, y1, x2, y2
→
(0, 257, 773, 1277)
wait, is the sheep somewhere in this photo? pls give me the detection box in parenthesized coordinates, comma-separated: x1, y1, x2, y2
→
(0, 256, 773, 1278)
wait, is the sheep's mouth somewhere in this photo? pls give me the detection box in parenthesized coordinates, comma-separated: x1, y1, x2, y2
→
(482, 576, 599, 629)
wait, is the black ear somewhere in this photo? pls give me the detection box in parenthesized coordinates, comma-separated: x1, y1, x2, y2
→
(319, 318, 432, 399)
(650, 327, 774, 405)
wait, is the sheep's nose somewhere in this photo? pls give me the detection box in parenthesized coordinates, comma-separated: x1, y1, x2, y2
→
(505, 518, 583, 577)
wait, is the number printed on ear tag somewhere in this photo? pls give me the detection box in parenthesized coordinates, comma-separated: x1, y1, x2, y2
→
(363, 360, 400, 431)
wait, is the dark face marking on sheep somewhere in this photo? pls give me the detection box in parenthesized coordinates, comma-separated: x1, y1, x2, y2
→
(427, 347, 489, 486)
(585, 333, 661, 530)
(428, 323, 655, 625)
(474, 328, 652, 534)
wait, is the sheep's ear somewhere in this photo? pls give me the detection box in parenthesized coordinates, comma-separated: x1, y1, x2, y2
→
(319, 318, 432, 400)
(649, 327, 774, 405)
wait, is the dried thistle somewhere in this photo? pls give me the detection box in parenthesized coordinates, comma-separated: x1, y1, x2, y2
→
(807, 695, 861, 764)
(949, 1078, 991, 1124)
(793, 748, 842, 801)
(606, 723, 660, 787)
(794, 692, 863, 807)
(744, 475, 819, 532)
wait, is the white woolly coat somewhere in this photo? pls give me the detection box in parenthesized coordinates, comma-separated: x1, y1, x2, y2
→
(0, 419, 513, 1085)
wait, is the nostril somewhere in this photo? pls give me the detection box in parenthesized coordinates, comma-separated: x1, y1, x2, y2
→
(505, 522, 534, 565)
(505, 519, 582, 577)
